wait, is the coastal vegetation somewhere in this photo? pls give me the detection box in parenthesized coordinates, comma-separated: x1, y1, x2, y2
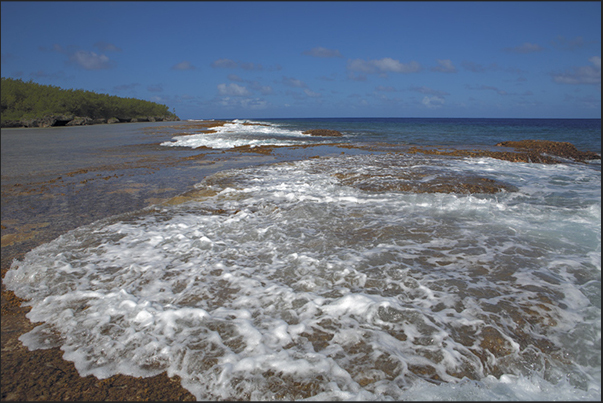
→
(1, 77, 179, 127)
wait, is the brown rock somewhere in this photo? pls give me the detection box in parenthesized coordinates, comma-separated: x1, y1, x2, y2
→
(495, 140, 600, 162)
(302, 129, 343, 137)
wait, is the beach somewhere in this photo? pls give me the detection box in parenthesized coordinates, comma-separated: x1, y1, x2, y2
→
(2, 118, 600, 401)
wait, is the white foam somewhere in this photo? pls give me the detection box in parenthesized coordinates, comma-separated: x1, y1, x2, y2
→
(161, 120, 314, 149)
(5, 153, 600, 400)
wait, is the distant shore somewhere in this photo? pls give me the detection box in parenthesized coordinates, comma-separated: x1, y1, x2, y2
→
(0, 114, 181, 129)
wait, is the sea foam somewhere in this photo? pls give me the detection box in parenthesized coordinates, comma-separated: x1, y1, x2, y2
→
(5, 153, 600, 400)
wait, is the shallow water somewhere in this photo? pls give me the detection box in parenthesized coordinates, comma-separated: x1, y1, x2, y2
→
(3, 118, 601, 400)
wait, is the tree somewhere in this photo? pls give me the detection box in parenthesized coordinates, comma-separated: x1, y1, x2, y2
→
(1, 77, 179, 124)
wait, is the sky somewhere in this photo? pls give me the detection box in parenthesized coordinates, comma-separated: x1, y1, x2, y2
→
(1, 1, 601, 120)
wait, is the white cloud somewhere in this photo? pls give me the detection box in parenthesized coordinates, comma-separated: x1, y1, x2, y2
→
(347, 57, 421, 74)
(94, 42, 122, 52)
(217, 83, 251, 96)
(504, 42, 545, 54)
(211, 58, 238, 68)
(172, 61, 196, 70)
(431, 59, 456, 73)
(69, 50, 113, 70)
(422, 96, 445, 109)
(249, 81, 274, 95)
(552, 56, 601, 85)
(304, 89, 321, 98)
(302, 47, 343, 58)
(219, 97, 269, 110)
(281, 76, 307, 88)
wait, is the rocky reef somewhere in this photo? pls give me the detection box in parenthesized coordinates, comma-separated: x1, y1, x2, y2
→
(1, 114, 180, 128)
(406, 139, 600, 164)
(495, 139, 600, 162)
(302, 129, 343, 137)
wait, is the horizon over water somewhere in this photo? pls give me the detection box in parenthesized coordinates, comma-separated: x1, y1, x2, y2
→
(4, 117, 601, 401)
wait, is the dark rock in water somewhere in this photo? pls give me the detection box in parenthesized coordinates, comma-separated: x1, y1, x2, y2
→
(303, 129, 343, 137)
(334, 171, 518, 195)
(495, 139, 600, 162)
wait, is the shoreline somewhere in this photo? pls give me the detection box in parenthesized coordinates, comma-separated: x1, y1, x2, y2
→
(0, 115, 181, 129)
(1, 121, 600, 400)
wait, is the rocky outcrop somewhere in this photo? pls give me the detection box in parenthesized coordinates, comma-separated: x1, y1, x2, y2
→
(66, 117, 93, 126)
(495, 140, 600, 162)
(303, 129, 343, 137)
(1, 115, 180, 128)
(407, 139, 600, 164)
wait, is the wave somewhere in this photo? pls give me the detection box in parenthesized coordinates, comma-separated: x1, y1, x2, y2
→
(161, 120, 316, 149)
(5, 153, 600, 400)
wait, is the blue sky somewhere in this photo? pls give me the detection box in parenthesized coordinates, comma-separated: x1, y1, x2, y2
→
(1, 1, 601, 119)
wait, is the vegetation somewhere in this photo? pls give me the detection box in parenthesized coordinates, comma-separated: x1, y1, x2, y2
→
(1, 77, 178, 124)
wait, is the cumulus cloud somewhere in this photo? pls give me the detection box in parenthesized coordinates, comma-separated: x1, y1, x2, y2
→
(218, 97, 269, 110)
(503, 42, 545, 54)
(431, 59, 457, 73)
(217, 83, 251, 97)
(248, 81, 274, 95)
(226, 75, 274, 96)
(46, 43, 116, 70)
(347, 57, 421, 75)
(551, 56, 601, 85)
(240, 62, 263, 71)
(69, 50, 113, 70)
(94, 41, 122, 52)
(281, 76, 307, 88)
(303, 89, 322, 98)
(172, 61, 196, 70)
(211, 58, 238, 69)
(302, 47, 343, 58)
(422, 96, 445, 109)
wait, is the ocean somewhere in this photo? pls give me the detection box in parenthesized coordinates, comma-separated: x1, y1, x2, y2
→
(3, 117, 601, 400)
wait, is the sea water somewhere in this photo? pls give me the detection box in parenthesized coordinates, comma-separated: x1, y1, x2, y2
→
(4, 118, 601, 400)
